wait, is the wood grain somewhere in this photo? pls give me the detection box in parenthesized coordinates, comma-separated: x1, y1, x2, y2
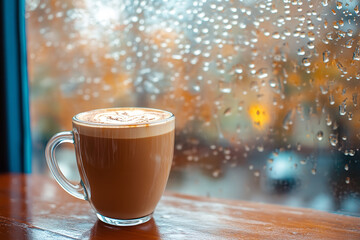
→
(0, 174, 358, 240)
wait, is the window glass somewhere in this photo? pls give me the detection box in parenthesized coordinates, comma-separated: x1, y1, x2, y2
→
(26, 0, 360, 215)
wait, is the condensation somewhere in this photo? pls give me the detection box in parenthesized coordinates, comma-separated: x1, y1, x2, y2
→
(27, 0, 360, 215)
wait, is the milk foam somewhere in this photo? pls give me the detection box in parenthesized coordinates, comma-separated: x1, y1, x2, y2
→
(73, 108, 175, 139)
(77, 108, 172, 125)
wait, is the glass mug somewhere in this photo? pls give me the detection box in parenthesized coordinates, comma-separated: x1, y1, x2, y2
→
(45, 107, 175, 226)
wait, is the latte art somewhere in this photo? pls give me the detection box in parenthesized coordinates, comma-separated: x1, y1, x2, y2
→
(92, 110, 166, 124)
(76, 108, 172, 125)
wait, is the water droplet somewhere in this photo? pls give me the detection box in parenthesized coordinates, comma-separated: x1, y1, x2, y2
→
(220, 87, 232, 94)
(268, 158, 274, 163)
(339, 102, 346, 116)
(344, 164, 349, 171)
(300, 159, 306, 165)
(336, 61, 347, 74)
(283, 110, 294, 130)
(230, 64, 243, 75)
(322, 0, 328, 6)
(345, 177, 350, 184)
(308, 31, 315, 41)
(355, 5, 359, 14)
(345, 38, 354, 49)
(212, 169, 221, 178)
(349, 149, 355, 157)
(336, 1, 342, 9)
(311, 168, 317, 175)
(219, 82, 232, 94)
(320, 85, 328, 95)
(307, 41, 315, 49)
(257, 68, 268, 79)
(254, 171, 260, 177)
(329, 134, 338, 146)
(297, 47, 305, 56)
(302, 58, 311, 67)
(348, 112, 353, 121)
(326, 114, 332, 126)
(353, 93, 358, 107)
(272, 32, 280, 39)
(353, 47, 360, 61)
(193, 85, 200, 92)
(269, 79, 277, 88)
(257, 144, 264, 152)
(224, 107, 232, 116)
(249, 165, 254, 170)
(323, 50, 330, 63)
(329, 94, 335, 105)
(316, 131, 324, 141)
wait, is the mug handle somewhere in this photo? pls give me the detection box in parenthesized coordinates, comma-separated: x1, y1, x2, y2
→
(45, 131, 86, 200)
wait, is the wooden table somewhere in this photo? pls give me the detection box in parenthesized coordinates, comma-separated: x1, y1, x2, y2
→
(0, 174, 359, 239)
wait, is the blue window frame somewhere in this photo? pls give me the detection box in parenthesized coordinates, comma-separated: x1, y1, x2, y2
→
(0, 0, 31, 173)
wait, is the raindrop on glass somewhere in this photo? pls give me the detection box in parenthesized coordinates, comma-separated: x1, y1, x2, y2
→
(302, 58, 311, 67)
(345, 177, 350, 184)
(354, 5, 359, 14)
(329, 94, 335, 105)
(230, 64, 243, 75)
(323, 50, 330, 63)
(297, 47, 305, 56)
(353, 47, 360, 61)
(336, 1, 342, 9)
(329, 134, 338, 146)
(339, 102, 346, 116)
(336, 61, 347, 74)
(272, 32, 280, 39)
(257, 68, 268, 79)
(349, 150, 355, 157)
(345, 38, 354, 49)
(326, 114, 332, 126)
(224, 107, 232, 116)
(212, 169, 221, 178)
(353, 93, 358, 107)
(316, 131, 324, 141)
(269, 79, 277, 88)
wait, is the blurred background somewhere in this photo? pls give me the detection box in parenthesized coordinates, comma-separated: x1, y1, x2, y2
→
(26, 0, 360, 216)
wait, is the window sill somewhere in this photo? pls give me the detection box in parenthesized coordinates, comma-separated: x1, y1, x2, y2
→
(0, 174, 359, 239)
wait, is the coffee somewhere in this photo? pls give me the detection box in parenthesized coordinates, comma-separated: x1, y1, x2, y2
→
(72, 108, 175, 220)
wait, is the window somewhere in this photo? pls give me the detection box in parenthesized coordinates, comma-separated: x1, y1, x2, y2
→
(26, 0, 360, 215)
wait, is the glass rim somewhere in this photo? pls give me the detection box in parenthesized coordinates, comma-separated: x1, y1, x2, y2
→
(72, 107, 175, 127)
